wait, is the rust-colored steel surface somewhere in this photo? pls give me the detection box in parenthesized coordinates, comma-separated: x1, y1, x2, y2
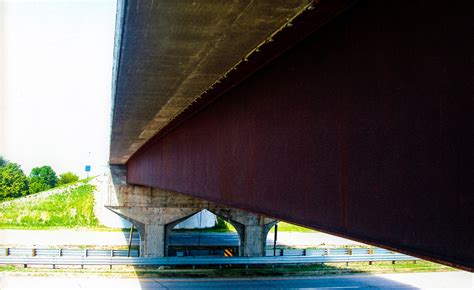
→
(126, 0, 473, 270)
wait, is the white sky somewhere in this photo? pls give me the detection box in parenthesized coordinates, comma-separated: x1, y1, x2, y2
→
(0, 0, 116, 177)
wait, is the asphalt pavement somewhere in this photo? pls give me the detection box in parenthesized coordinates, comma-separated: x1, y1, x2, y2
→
(0, 271, 472, 289)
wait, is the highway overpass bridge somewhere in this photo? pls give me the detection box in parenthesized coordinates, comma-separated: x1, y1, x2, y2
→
(107, 0, 473, 271)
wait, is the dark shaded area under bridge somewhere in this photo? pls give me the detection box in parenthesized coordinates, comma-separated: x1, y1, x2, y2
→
(111, 0, 473, 271)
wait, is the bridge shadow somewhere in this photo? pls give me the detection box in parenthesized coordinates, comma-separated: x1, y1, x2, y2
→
(125, 223, 427, 289)
(129, 263, 422, 289)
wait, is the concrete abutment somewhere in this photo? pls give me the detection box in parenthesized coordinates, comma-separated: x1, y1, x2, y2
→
(106, 165, 275, 257)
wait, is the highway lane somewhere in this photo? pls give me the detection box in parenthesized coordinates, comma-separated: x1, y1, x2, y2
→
(169, 232, 240, 247)
(0, 271, 471, 289)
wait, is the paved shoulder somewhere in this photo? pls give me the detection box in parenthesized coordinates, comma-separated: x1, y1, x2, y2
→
(0, 271, 471, 289)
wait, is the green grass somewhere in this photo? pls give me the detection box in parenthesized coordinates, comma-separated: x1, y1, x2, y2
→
(269, 222, 317, 233)
(0, 184, 100, 229)
(0, 261, 455, 277)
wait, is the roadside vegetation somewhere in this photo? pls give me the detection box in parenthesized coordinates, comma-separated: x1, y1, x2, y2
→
(57, 171, 79, 186)
(173, 217, 237, 233)
(0, 156, 79, 201)
(270, 222, 317, 232)
(0, 260, 454, 277)
(28, 166, 58, 194)
(0, 182, 99, 229)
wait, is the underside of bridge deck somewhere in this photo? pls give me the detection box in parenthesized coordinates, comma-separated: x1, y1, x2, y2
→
(110, 0, 473, 271)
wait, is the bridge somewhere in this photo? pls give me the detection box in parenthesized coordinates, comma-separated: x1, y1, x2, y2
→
(106, 0, 473, 271)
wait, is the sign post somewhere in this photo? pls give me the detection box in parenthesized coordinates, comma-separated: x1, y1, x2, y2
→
(85, 165, 91, 179)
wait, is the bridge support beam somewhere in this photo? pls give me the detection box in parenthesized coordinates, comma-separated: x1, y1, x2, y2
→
(106, 165, 275, 257)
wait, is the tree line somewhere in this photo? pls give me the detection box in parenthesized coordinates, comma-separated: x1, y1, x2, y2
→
(0, 156, 79, 201)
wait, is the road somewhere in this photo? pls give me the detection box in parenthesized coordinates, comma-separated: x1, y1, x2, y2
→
(0, 230, 363, 247)
(169, 233, 239, 247)
(0, 271, 471, 289)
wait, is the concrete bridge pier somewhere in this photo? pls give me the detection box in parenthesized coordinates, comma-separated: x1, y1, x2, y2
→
(210, 208, 276, 257)
(106, 165, 275, 257)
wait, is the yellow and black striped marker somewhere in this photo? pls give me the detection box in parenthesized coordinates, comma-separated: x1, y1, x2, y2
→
(224, 249, 234, 257)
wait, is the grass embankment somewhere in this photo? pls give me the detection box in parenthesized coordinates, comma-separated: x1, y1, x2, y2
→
(0, 182, 100, 230)
(0, 261, 455, 277)
(270, 222, 317, 233)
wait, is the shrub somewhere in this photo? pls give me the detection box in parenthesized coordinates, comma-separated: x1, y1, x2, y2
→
(58, 172, 79, 186)
(215, 217, 230, 231)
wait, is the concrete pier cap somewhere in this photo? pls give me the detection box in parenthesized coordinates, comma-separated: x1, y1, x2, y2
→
(105, 165, 276, 257)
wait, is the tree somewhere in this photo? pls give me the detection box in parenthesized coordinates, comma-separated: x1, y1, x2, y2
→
(28, 166, 58, 193)
(57, 172, 79, 186)
(0, 156, 8, 167)
(0, 163, 29, 199)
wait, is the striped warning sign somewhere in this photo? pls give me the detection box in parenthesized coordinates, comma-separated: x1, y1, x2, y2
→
(224, 249, 233, 257)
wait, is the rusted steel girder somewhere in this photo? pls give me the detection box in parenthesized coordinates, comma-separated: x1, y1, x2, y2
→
(125, 0, 473, 271)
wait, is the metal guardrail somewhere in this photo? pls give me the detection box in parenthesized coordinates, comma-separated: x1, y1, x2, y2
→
(265, 247, 394, 256)
(0, 248, 139, 258)
(1, 247, 392, 259)
(0, 254, 418, 268)
(0, 245, 418, 268)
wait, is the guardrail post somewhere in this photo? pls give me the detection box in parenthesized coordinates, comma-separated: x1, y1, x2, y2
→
(280, 249, 283, 256)
(58, 249, 62, 257)
(368, 247, 373, 265)
(346, 248, 352, 266)
(5, 248, 9, 256)
(326, 248, 330, 256)
(31, 248, 36, 257)
(82, 249, 87, 269)
(303, 249, 307, 256)
(110, 250, 114, 270)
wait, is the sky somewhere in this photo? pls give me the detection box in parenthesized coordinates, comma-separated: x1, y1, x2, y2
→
(0, 0, 116, 177)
